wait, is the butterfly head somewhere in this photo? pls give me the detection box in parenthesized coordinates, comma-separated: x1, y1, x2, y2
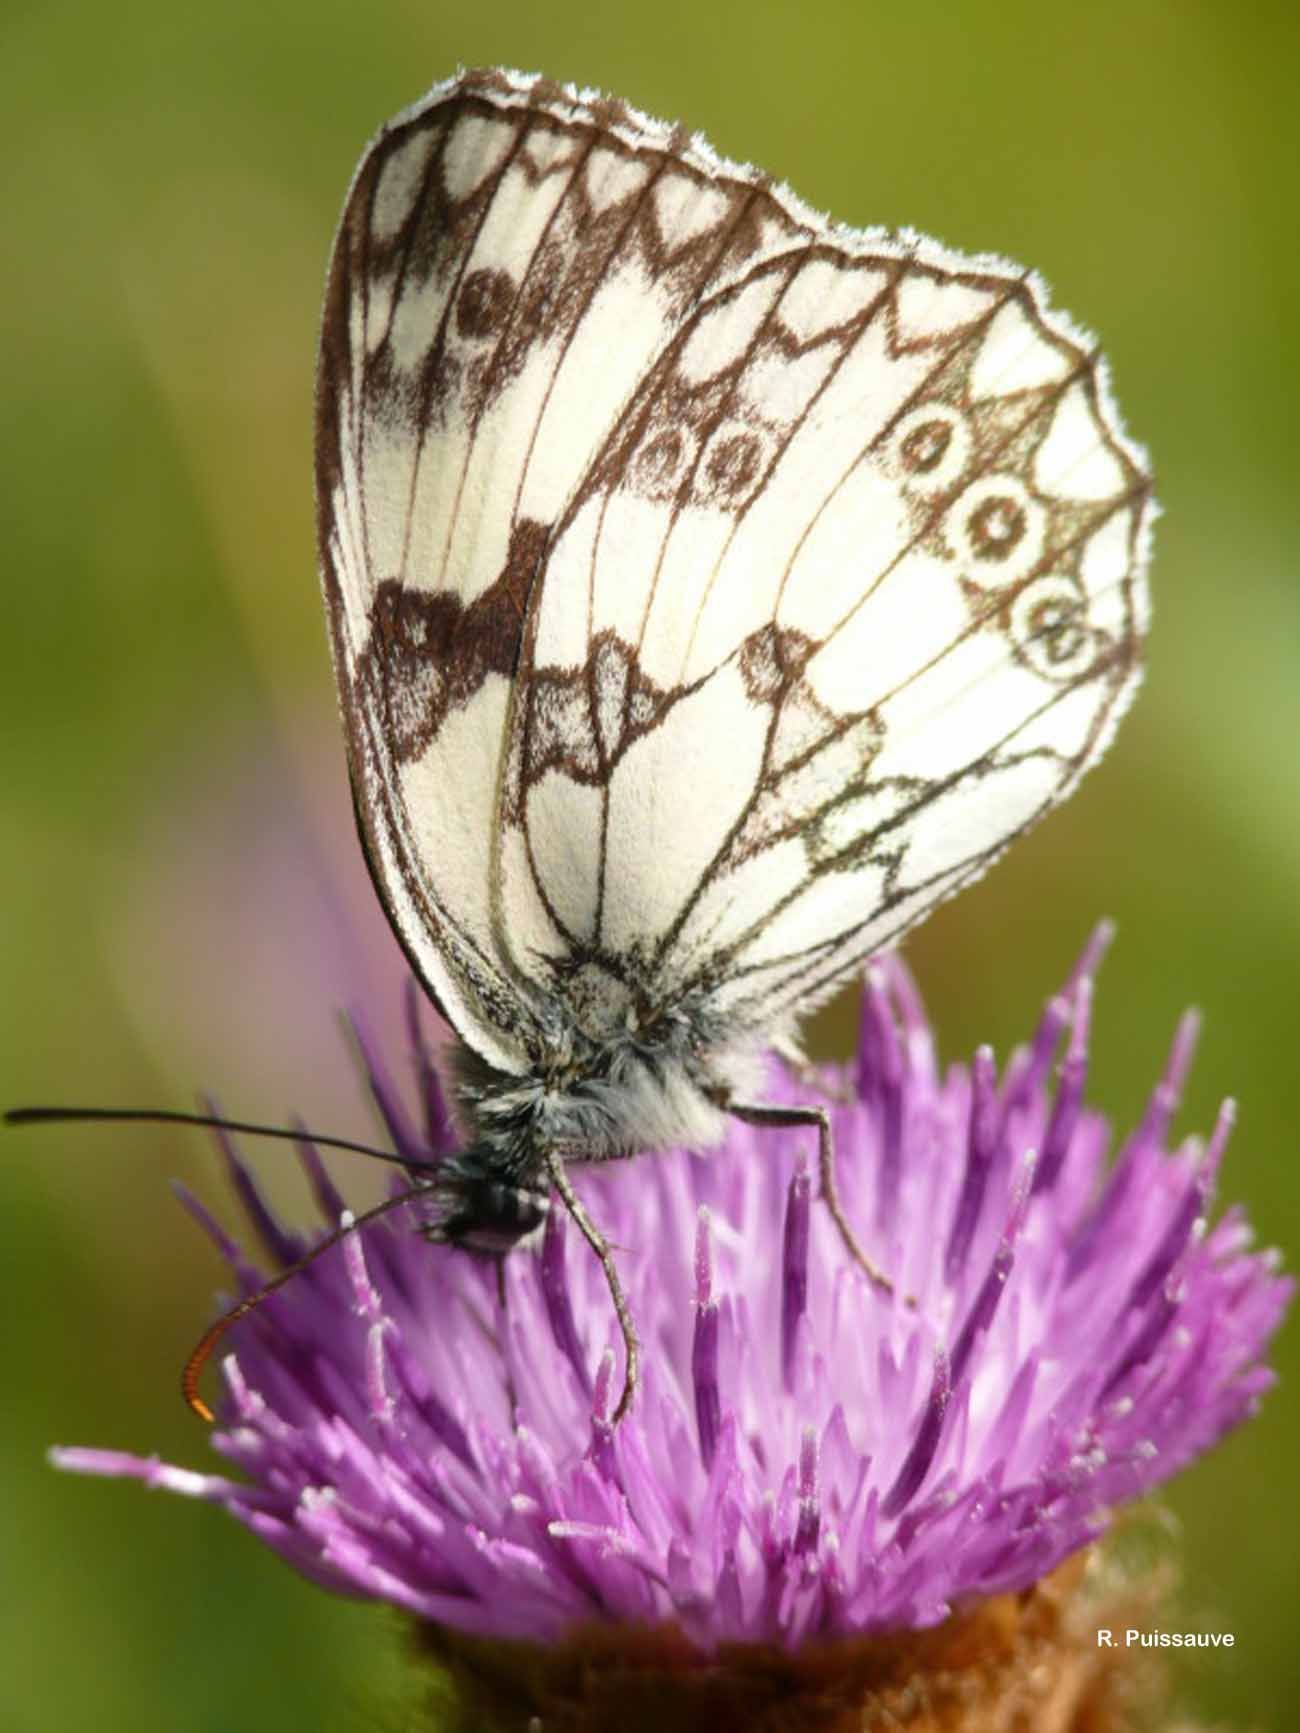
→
(431, 1156, 550, 1253)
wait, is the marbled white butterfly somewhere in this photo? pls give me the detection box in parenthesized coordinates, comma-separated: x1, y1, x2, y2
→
(315, 67, 1152, 1416)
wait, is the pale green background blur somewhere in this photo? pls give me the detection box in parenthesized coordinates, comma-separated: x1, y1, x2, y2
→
(3, 2, 1297, 1727)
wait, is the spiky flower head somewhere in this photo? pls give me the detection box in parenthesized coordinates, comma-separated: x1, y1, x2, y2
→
(57, 930, 1289, 1726)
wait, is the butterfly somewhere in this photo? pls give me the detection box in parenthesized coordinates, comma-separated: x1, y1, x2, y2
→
(315, 66, 1153, 1416)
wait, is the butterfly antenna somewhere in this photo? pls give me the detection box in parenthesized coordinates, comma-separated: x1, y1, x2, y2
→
(4, 1105, 440, 1173)
(542, 1148, 640, 1423)
(182, 1189, 421, 1421)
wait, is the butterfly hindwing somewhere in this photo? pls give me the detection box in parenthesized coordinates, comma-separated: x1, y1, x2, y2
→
(500, 240, 1149, 1034)
(317, 68, 1152, 1069)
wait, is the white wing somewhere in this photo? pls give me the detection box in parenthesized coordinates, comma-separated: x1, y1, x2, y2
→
(317, 68, 1152, 1070)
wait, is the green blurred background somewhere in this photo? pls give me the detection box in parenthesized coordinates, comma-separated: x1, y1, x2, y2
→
(4, 1, 1297, 1726)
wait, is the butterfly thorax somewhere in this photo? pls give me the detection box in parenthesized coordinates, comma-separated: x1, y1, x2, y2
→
(429, 992, 767, 1252)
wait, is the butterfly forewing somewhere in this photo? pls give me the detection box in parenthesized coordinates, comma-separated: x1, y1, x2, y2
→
(317, 68, 1152, 1071)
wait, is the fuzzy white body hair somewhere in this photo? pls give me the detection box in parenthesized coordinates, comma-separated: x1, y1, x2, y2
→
(454, 1010, 773, 1165)
(426, 1008, 775, 1250)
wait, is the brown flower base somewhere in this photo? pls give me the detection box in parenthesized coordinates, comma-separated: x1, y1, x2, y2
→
(414, 1550, 1177, 1733)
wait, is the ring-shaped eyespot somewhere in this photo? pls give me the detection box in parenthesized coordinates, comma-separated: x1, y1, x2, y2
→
(891, 404, 970, 492)
(1010, 574, 1098, 679)
(456, 266, 516, 340)
(634, 424, 696, 497)
(949, 474, 1046, 582)
(697, 420, 769, 506)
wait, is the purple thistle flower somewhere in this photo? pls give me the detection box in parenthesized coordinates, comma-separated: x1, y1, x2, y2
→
(54, 929, 1289, 1655)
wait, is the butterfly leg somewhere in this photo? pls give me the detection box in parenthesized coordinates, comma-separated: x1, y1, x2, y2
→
(728, 1102, 894, 1297)
(542, 1148, 641, 1423)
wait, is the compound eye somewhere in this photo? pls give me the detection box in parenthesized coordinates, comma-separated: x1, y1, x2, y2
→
(440, 1177, 550, 1251)
(512, 1188, 550, 1238)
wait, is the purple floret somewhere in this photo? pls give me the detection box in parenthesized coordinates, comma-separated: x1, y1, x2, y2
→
(54, 929, 1291, 1649)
